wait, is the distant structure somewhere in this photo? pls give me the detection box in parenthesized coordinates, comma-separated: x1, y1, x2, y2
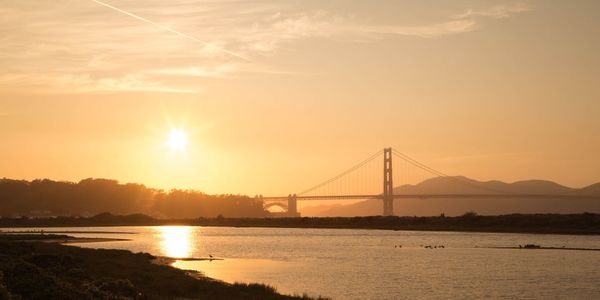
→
(260, 194, 300, 217)
(261, 148, 395, 217)
(382, 148, 394, 216)
(259, 147, 600, 217)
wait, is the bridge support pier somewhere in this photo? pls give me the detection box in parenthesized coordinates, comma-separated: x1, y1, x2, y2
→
(383, 148, 394, 216)
(287, 194, 298, 217)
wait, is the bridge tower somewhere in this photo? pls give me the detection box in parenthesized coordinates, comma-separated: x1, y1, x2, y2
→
(287, 194, 298, 217)
(383, 147, 394, 216)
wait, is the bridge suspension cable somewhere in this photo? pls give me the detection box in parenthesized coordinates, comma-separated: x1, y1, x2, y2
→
(297, 149, 383, 196)
(391, 148, 514, 195)
(262, 147, 597, 217)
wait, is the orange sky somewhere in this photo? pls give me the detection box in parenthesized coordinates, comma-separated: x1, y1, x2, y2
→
(1, 0, 599, 195)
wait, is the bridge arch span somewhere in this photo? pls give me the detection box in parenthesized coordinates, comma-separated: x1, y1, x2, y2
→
(264, 202, 288, 212)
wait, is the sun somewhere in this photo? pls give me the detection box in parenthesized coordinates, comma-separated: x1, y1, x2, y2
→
(166, 129, 188, 151)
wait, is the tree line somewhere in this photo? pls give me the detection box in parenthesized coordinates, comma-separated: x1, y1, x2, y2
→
(0, 178, 267, 218)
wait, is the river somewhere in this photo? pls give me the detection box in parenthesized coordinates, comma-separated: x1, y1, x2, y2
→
(4, 226, 599, 299)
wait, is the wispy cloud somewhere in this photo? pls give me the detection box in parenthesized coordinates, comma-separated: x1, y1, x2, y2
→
(360, 20, 478, 38)
(0, 72, 199, 94)
(91, 0, 249, 62)
(0, 0, 534, 94)
(238, 12, 479, 54)
(152, 64, 238, 78)
(455, 2, 534, 19)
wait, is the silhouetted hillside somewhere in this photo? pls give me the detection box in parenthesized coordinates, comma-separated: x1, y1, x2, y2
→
(306, 176, 600, 217)
(0, 178, 267, 218)
(393, 176, 577, 195)
(576, 183, 600, 195)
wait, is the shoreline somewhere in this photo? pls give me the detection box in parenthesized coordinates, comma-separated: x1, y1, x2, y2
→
(484, 246, 600, 251)
(2, 223, 599, 236)
(59, 237, 131, 244)
(0, 234, 326, 299)
(1, 213, 598, 236)
(0, 230, 138, 234)
(0, 233, 131, 244)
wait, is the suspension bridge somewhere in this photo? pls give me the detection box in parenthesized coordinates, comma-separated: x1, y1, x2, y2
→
(258, 148, 599, 217)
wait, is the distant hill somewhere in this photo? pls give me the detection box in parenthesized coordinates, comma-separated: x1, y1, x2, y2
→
(393, 176, 579, 195)
(575, 182, 600, 195)
(303, 176, 600, 217)
(0, 178, 267, 218)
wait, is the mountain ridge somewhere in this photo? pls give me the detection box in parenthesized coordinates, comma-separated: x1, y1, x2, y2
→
(393, 176, 593, 195)
(301, 176, 600, 217)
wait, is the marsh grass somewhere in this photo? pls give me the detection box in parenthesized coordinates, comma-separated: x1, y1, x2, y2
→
(0, 235, 323, 299)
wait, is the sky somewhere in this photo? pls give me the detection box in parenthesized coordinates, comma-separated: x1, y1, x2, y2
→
(1, 0, 599, 196)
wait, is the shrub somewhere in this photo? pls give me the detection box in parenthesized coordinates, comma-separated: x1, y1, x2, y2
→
(93, 278, 138, 298)
(3, 261, 83, 300)
(462, 211, 478, 218)
(0, 271, 13, 300)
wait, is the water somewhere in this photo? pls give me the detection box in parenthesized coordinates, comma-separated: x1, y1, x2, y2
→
(3, 226, 599, 299)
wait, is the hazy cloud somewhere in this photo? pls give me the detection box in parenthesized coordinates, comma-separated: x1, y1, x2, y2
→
(91, 0, 249, 62)
(0, 72, 198, 94)
(455, 2, 534, 19)
(152, 64, 238, 78)
(0, 0, 534, 93)
(360, 20, 477, 38)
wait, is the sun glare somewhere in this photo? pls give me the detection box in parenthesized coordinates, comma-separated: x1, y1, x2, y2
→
(159, 226, 193, 258)
(167, 129, 188, 151)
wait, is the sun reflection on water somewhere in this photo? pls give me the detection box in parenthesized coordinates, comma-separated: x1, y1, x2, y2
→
(159, 226, 193, 258)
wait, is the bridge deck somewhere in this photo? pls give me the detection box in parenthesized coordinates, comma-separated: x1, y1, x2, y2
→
(261, 194, 600, 201)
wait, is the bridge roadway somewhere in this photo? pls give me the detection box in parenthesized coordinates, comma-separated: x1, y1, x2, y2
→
(261, 194, 600, 201)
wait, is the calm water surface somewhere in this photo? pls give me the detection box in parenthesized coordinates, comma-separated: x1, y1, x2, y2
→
(4, 226, 599, 299)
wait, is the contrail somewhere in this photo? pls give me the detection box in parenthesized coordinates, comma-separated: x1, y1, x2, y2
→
(91, 0, 249, 62)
